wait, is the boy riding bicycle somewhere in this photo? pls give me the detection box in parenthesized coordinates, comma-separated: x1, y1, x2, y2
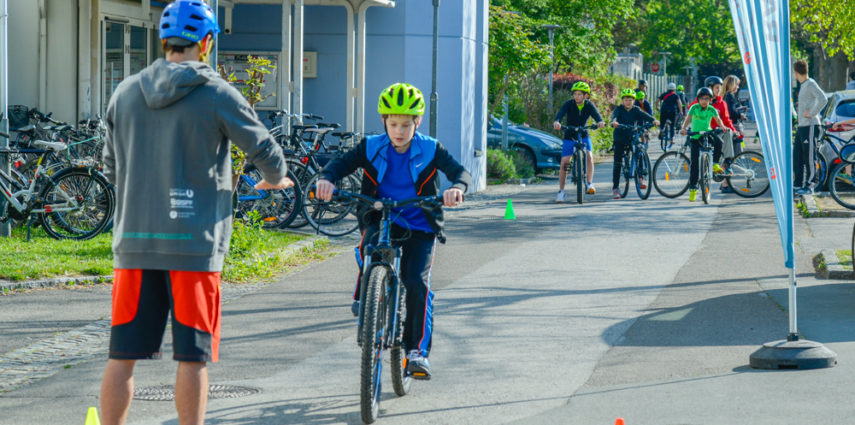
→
(316, 83, 471, 380)
(610, 89, 659, 199)
(680, 87, 732, 201)
(552, 81, 605, 201)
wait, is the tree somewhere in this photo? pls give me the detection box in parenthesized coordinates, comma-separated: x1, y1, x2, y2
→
(488, 5, 549, 117)
(790, 0, 855, 89)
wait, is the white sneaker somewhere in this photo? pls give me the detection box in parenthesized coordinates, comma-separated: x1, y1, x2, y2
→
(555, 190, 566, 203)
(586, 183, 596, 194)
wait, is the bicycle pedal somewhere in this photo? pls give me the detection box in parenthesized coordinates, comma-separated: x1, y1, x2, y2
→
(410, 372, 431, 381)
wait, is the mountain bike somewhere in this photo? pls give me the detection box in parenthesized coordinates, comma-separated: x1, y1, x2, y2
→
(686, 128, 726, 205)
(0, 133, 114, 240)
(615, 123, 654, 199)
(327, 189, 442, 424)
(560, 124, 598, 204)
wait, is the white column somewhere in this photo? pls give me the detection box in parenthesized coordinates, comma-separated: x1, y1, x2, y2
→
(356, 3, 367, 136)
(292, 0, 303, 122)
(78, 0, 92, 120)
(38, 0, 47, 109)
(281, 0, 291, 121)
(0, 0, 7, 237)
(91, 0, 101, 117)
(345, 4, 354, 133)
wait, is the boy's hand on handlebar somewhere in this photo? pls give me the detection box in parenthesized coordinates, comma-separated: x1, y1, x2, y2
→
(315, 178, 336, 201)
(553, 121, 562, 131)
(443, 188, 465, 207)
(597, 121, 605, 129)
(680, 128, 687, 135)
(255, 177, 295, 191)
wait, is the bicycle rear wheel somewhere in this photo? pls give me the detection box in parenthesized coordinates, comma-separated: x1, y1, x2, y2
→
(303, 173, 361, 236)
(653, 151, 690, 198)
(575, 149, 584, 204)
(727, 151, 769, 198)
(635, 151, 652, 200)
(700, 155, 711, 204)
(829, 161, 855, 209)
(361, 266, 389, 424)
(235, 169, 302, 229)
(39, 168, 114, 240)
(619, 154, 631, 198)
(284, 159, 313, 228)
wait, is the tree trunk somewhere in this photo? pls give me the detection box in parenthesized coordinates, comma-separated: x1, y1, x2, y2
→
(812, 47, 850, 91)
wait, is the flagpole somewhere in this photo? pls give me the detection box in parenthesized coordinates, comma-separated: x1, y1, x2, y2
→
(788, 268, 797, 341)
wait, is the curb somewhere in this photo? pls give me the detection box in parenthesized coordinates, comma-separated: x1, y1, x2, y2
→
(801, 194, 855, 218)
(0, 234, 328, 294)
(813, 249, 852, 280)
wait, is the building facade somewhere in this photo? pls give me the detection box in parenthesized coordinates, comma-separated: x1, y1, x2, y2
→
(5, 0, 488, 190)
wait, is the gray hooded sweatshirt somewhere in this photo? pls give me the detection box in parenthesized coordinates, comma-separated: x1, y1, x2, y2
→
(103, 59, 288, 272)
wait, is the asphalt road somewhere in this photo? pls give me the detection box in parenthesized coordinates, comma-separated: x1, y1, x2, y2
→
(2, 147, 852, 424)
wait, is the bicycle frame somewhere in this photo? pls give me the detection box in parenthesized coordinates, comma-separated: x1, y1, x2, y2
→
(0, 148, 82, 215)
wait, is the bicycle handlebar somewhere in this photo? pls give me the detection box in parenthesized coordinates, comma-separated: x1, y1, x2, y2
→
(686, 128, 725, 136)
(560, 124, 599, 131)
(615, 123, 655, 131)
(332, 189, 444, 210)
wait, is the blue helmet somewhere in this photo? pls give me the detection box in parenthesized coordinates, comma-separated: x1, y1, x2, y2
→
(159, 1, 219, 45)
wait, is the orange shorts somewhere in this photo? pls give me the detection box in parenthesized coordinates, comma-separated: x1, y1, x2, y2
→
(109, 269, 221, 362)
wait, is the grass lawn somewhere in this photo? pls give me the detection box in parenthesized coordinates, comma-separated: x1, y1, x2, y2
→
(0, 221, 324, 283)
(836, 249, 852, 269)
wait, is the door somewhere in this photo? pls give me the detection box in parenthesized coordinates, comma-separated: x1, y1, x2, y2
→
(102, 20, 151, 112)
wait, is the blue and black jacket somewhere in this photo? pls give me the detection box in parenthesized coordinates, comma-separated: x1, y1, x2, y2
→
(319, 132, 472, 243)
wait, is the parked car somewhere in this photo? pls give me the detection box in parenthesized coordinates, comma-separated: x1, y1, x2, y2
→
(819, 90, 855, 163)
(487, 117, 562, 173)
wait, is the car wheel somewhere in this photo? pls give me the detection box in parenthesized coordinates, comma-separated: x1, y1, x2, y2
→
(512, 145, 537, 178)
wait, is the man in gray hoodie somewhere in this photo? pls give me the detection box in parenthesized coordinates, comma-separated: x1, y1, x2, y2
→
(793, 59, 827, 194)
(99, 2, 291, 424)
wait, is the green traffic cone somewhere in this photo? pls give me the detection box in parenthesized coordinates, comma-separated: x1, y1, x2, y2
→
(504, 198, 516, 220)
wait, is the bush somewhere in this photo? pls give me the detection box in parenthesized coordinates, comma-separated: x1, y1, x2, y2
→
(487, 148, 517, 181)
(510, 149, 535, 178)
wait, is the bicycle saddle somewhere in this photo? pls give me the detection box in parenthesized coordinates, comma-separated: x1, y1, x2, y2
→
(31, 140, 67, 151)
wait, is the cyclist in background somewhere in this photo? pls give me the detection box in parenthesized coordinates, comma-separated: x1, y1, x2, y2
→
(610, 88, 659, 199)
(552, 81, 606, 201)
(636, 79, 648, 96)
(680, 87, 731, 201)
(676, 84, 688, 115)
(316, 83, 471, 380)
(635, 90, 653, 115)
(656, 82, 683, 149)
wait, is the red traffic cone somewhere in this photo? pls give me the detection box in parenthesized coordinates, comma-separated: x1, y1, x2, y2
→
(615, 418, 625, 425)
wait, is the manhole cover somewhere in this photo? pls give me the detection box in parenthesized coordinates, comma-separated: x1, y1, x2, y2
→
(134, 384, 261, 401)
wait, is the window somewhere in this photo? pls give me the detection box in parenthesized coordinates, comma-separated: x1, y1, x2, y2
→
(835, 100, 855, 119)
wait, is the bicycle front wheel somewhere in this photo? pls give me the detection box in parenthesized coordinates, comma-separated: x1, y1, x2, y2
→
(361, 266, 389, 424)
(727, 151, 769, 198)
(829, 161, 855, 209)
(619, 154, 631, 198)
(653, 151, 690, 198)
(39, 168, 114, 240)
(303, 173, 361, 236)
(635, 151, 652, 200)
(575, 150, 584, 204)
(235, 169, 302, 229)
(389, 285, 411, 397)
(700, 155, 711, 204)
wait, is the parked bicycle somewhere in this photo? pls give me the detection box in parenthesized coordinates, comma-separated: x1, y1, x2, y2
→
(560, 124, 598, 204)
(234, 164, 302, 229)
(325, 189, 442, 423)
(0, 130, 115, 240)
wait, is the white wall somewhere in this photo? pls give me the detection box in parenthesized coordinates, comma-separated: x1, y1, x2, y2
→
(8, 0, 39, 109)
(46, 0, 78, 123)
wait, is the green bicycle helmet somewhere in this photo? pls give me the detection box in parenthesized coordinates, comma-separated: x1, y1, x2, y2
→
(378, 83, 426, 116)
(635, 90, 646, 100)
(570, 81, 591, 94)
(619, 88, 636, 99)
(677, 84, 684, 91)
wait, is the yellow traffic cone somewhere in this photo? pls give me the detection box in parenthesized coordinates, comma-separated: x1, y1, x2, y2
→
(504, 198, 516, 220)
(85, 407, 101, 425)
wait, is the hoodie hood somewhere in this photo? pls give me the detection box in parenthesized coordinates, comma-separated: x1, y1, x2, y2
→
(139, 59, 218, 109)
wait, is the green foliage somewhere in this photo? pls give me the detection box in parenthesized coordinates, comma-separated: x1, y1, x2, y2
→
(791, 0, 855, 61)
(510, 149, 535, 178)
(632, 0, 741, 76)
(489, 5, 550, 117)
(487, 148, 518, 181)
(223, 217, 318, 283)
(218, 56, 276, 177)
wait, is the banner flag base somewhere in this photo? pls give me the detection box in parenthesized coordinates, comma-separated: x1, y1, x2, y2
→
(749, 338, 837, 370)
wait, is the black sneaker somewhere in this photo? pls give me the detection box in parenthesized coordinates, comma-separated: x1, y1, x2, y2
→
(406, 350, 431, 380)
(351, 300, 359, 317)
